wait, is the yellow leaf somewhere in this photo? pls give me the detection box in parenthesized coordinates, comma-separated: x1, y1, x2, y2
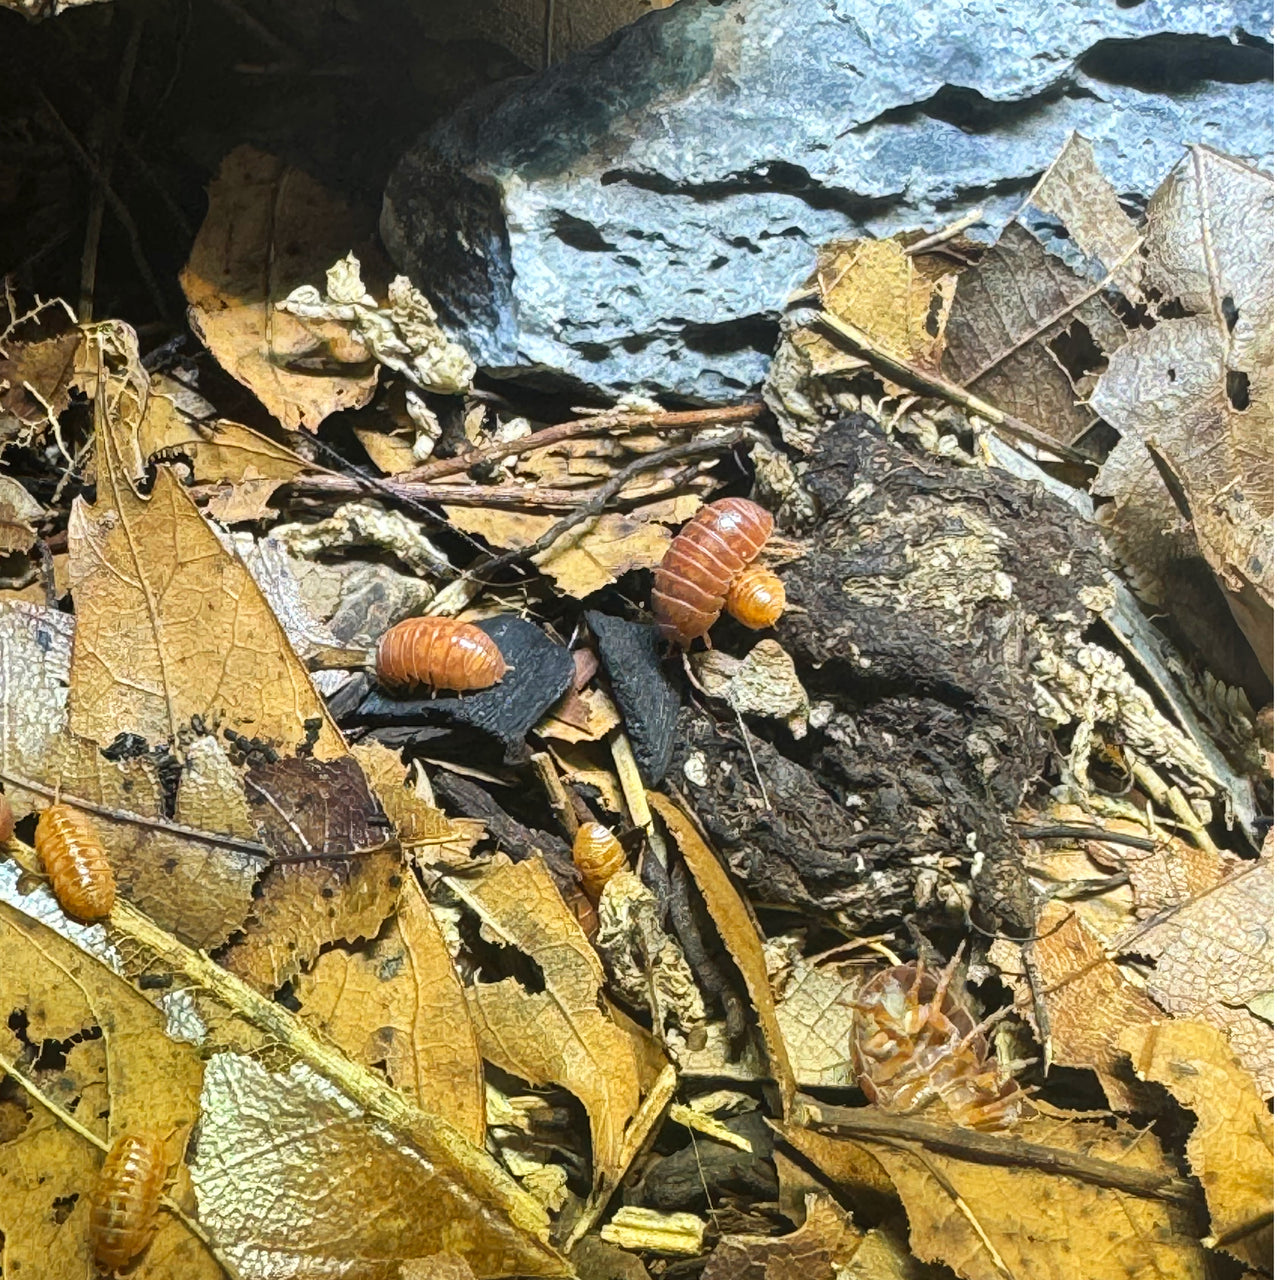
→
(449, 857, 652, 1181)
(1121, 1018, 1274, 1269)
(647, 792, 796, 1115)
(296, 877, 486, 1146)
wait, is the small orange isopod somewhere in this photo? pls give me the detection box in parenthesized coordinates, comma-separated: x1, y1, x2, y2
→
(724, 564, 786, 630)
(91, 1131, 168, 1270)
(0, 791, 13, 843)
(35, 803, 115, 921)
(375, 617, 509, 693)
(572, 822, 627, 901)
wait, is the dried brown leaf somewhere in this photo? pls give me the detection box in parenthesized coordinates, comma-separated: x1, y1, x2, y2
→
(774, 1122, 897, 1204)
(943, 137, 1133, 445)
(1026, 901, 1165, 1110)
(0, 296, 82, 438)
(190, 1051, 565, 1279)
(701, 1193, 869, 1280)
(1121, 1018, 1273, 1269)
(295, 876, 485, 1145)
(1092, 149, 1273, 673)
(67, 357, 347, 756)
(774, 957, 869, 1089)
(862, 1115, 1210, 1280)
(691, 640, 810, 738)
(180, 146, 382, 431)
(1120, 838, 1273, 1097)
(450, 857, 649, 1181)
(648, 792, 796, 1114)
(534, 686, 622, 745)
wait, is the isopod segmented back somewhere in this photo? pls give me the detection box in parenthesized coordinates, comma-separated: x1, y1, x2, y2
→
(35, 803, 115, 921)
(90, 1130, 167, 1270)
(375, 617, 509, 693)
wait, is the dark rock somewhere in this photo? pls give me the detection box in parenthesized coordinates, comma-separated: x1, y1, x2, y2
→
(586, 610, 681, 785)
(383, 0, 1272, 400)
(350, 614, 575, 760)
(637, 1112, 777, 1212)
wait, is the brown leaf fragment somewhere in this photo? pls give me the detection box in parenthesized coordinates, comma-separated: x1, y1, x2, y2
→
(1119, 840, 1273, 1097)
(295, 876, 485, 1145)
(0, 295, 81, 439)
(190, 1051, 566, 1279)
(942, 151, 1131, 446)
(774, 957, 868, 1089)
(701, 1193, 864, 1280)
(863, 1114, 1211, 1280)
(0, 475, 42, 554)
(180, 146, 382, 431)
(1025, 901, 1165, 1110)
(67, 343, 348, 756)
(400, 1255, 478, 1280)
(1121, 1019, 1273, 1270)
(450, 856, 648, 1181)
(648, 792, 796, 1114)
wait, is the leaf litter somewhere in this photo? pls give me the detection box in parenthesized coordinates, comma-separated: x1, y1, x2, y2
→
(0, 61, 1270, 1280)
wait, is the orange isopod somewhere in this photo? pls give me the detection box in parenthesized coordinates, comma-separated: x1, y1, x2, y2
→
(91, 1131, 168, 1270)
(35, 803, 115, 921)
(572, 822, 627, 901)
(724, 564, 786, 630)
(375, 616, 509, 693)
(0, 791, 13, 843)
(652, 498, 774, 647)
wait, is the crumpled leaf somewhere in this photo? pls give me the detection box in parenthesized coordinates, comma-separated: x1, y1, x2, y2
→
(1121, 1019, 1273, 1270)
(0, 898, 219, 1279)
(857, 1115, 1209, 1280)
(774, 956, 866, 1089)
(275, 501, 452, 579)
(67, 327, 348, 757)
(0, 600, 262, 949)
(1092, 148, 1273, 674)
(0, 294, 81, 442)
(181, 147, 382, 432)
(691, 640, 810, 738)
(648, 792, 796, 1114)
(190, 1052, 565, 1279)
(0, 475, 42, 554)
(534, 686, 621, 745)
(703, 1192, 923, 1280)
(279, 253, 475, 395)
(449, 856, 649, 1182)
(444, 506, 674, 600)
(1118, 837, 1273, 1097)
(943, 135, 1134, 445)
(1021, 901, 1165, 1111)
(295, 876, 486, 1146)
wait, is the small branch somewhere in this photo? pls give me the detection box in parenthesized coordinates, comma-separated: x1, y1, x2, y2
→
(467, 430, 748, 577)
(812, 311, 1087, 462)
(800, 1098, 1200, 1206)
(1015, 823, 1158, 852)
(905, 209, 985, 255)
(402, 402, 766, 484)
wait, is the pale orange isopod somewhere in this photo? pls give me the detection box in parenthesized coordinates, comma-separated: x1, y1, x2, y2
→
(375, 617, 509, 693)
(724, 564, 786, 630)
(652, 498, 774, 647)
(91, 1131, 168, 1270)
(35, 803, 115, 921)
(572, 822, 627, 901)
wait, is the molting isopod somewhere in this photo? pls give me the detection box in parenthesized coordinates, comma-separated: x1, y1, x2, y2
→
(90, 1131, 167, 1270)
(724, 564, 786, 630)
(375, 617, 509, 693)
(35, 803, 115, 921)
(651, 498, 774, 647)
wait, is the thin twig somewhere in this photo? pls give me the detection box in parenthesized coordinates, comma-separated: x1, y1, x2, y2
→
(1015, 823, 1158, 852)
(466, 430, 748, 578)
(801, 1099, 1200, 1206)
(812, 310, 1087, 462)
(905, 208, 985, 255)
(402, 402, 765, 483)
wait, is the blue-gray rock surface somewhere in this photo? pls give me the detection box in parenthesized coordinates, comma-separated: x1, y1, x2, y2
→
(382, 0, 1273, 400)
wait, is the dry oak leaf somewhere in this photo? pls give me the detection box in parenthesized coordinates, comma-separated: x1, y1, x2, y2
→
(943, 135, 1134, 446)
(449, 856, 650, 1182)
(1119, 840, 1273, 1098)
(701, 1193, 874, 1280)
(774, 957, 869, 1089)
(190, 1052, 565, 1280)
(444, 505, 675, 599)
(67, 393, 347, 757)
(295, 875, 486, 1146)
(0, 898, 220, 1280)
(1092, 149, 1273, 673)
(1023, 900, 1166, 1112)
(0, 602, 261, 950)
(1121, 1018, 1273, 1270)
(180, 146, 382, 432)
(0, 294, 82, 440)
(864, 1114, 1210, 1280)
(648, 792, 796, 1115)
